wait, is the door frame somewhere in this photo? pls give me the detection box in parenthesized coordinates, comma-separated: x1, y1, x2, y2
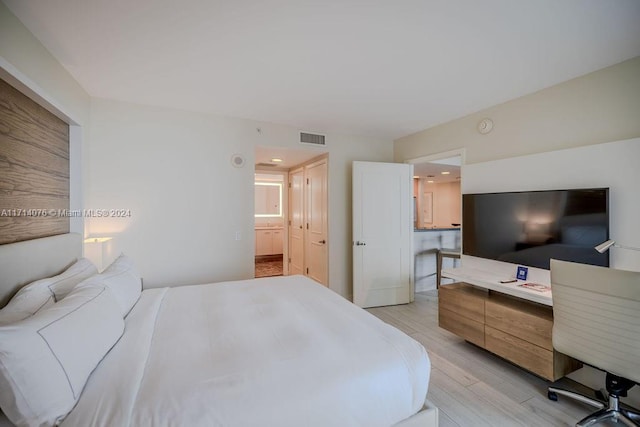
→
(405, 148, 466, 169)
(254, 169, 289, 276)
(405, 148, 465, 297)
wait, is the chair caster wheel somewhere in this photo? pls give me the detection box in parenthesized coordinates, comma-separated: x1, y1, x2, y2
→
(548, 391, 558, 401)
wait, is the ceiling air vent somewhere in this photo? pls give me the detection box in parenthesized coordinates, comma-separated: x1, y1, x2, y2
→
(256, 162, 278, 167)
(300, 132, 326, 146)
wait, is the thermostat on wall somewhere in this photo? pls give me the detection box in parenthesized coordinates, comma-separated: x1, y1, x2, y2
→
(477, 118, 494, 134)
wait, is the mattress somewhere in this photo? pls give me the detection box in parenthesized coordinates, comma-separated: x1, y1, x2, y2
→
(61, 275, 430, 426)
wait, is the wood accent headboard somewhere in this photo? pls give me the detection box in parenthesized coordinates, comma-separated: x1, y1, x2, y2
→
(0, 77, 70, 244)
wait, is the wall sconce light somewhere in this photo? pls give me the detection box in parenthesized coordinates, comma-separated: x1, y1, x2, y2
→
(83, 237, 113, 271)
(594, 239, 640, 253)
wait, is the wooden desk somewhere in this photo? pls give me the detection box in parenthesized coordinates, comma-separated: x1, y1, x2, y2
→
(438, 282, 581, 381)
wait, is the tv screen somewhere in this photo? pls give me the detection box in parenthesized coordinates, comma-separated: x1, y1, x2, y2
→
(462, 188, 609, 270)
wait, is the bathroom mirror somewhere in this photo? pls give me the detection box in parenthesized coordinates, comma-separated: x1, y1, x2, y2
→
(255, 182, 282, 217)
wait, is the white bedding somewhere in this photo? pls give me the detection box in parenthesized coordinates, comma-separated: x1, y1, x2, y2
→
(61, 275, 430, 427)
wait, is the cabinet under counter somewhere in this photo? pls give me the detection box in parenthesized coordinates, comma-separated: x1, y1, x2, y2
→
(438, 282, 581, 381)
(255, 228, 283, 256)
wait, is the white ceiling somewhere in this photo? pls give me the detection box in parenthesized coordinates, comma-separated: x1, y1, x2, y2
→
(413, 162, 460, 183)
(255, 145, 326, 169)
(5, 0, 640, 139)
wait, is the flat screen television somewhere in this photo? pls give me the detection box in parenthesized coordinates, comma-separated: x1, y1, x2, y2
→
(462, 188, 609, 270)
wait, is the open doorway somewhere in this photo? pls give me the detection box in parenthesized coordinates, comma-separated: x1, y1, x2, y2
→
(254, 172, 286, 277)
(254, 146, 329, 285)
(407, 149, 464, 293)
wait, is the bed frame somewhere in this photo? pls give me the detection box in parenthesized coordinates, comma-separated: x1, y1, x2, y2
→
(0, 233, 82, 308)
(395, 401, 439, 426)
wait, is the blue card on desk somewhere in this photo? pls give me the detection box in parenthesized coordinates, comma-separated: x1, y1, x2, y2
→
(516, 266, 528, 281)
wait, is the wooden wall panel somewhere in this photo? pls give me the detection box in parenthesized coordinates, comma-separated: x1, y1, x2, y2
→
(0, 78, 70, 244)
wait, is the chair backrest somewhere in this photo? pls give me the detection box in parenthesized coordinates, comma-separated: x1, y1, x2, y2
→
(550, 259, 640, 384)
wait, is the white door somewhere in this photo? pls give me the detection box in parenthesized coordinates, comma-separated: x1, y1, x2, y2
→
(305, 158, 328, 286)
(353, 161, 413, 308)
(288, 168, 305, 275)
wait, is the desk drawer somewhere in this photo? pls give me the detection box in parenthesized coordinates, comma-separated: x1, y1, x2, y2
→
(485, 326, 554, 380)
(439, 307, 484, 347)
(486, 295, 553, 351)
(439, 283, 485, 323)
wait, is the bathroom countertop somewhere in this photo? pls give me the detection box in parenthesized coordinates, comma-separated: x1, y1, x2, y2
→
(414, 227, 460, 232)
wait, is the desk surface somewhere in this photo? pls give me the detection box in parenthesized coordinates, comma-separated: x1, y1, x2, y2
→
(442, 266, 552, 306)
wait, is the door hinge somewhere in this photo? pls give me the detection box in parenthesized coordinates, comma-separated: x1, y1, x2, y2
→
(288, 182, 292, 188)
(288, 258, 291, 263)
(306, 178, 309, 185)
(306, 223, 309, 229)
(288, 220, 291, 226)
(306, 267, 309, 274)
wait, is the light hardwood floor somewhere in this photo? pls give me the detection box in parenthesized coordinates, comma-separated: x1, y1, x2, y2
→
(367, 291, 613, 427)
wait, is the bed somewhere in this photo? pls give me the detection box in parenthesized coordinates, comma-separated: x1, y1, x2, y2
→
(0, 233, 437, 427)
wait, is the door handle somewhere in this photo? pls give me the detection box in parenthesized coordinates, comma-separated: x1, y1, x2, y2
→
(354, 241, 366, 246)
(319, 240, 326, 244)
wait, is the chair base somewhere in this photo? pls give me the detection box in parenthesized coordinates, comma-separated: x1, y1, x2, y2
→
(548, 386, 640, 427)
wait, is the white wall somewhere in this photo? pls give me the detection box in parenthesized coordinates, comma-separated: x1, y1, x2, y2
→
(394, 57, 640, 165)
(86, 98, 393, 299)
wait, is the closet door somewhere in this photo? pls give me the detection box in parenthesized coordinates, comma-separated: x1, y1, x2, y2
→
(288, 168, 305, 275)
(305, 158, 328, 286)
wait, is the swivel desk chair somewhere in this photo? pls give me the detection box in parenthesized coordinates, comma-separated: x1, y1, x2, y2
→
(548, 259, 640, 426)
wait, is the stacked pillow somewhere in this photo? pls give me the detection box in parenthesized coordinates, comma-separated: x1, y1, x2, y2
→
(0, 254, 143, 427)
(0, 258, 97, 325)
(77, 254, 142, 316)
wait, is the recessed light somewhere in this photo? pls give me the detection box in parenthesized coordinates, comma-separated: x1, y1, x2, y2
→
(427, 180, 434, 183)
(271, 158, 283, 163)
(441, 171, 450, 175)
(413, 176, 419, 179)
(426, 175, 435, 178)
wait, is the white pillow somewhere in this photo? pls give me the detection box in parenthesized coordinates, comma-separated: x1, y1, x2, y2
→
(48, 258, 98, 301)
(0, 284, 124, 427)
(0, 258, 97, 325)
(77, 254, 142, 317)
(0, 282, 54, 326)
